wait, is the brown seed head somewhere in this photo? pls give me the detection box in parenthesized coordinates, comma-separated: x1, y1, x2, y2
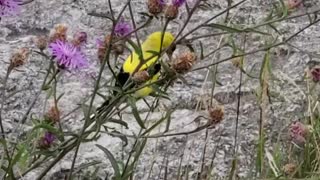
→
(282, 163, 296, 176)
(165, 5, 179, 19)
(172, 52, 196, 73)
(49, 24, 68, 42)
(9, 48, 30, 71)
(45, 106, 60, 123)
(34, 35, 48, 51)
(231, 57, 243, 68)
(148, 0, 164, 15)
(208, 105, 224, 125)
(132, 71, 150, 83)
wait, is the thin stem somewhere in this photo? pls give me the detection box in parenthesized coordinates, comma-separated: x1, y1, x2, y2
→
(67, 1, 131, 179)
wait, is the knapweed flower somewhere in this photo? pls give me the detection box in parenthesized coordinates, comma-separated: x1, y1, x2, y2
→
(310, 67, 320, 82)
(282, 163, 297, 176)
(147, 0, 165, 15)
(287, 0, 303, 9)
(132, 70, 150, 83)
(171, 51, 196, 73)
(114, 18, 133, 38)
(72, 32, 87, 46)
(289, 121, 308, 146)
(9, 47, 29, 71)
(0, 0, 21, 17)
(208, 105, 224, 125)
(34, 35, 48, 51)
(45, 105, 60, 124)
(49, 40, 88, 70)
(49, 24, 68, 43)
(38, 132, 56, 149)
(172, 0, 186, 7)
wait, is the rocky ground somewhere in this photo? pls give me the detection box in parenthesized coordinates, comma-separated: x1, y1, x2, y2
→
(1, 0, 320, 179)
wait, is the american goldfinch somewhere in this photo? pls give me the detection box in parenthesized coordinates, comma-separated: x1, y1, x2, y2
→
(95, 31, 175, 114)
(117, 31, 175, 97)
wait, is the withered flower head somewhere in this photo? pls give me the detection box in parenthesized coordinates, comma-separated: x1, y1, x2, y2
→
(132, 70, 150, 83)
(45, 106, 60, 124)
(207, 104, 224, 125)
(310, 67, 320, 82)
(289, 121, 309, 146)
(147, 0, 165, 15)
(34, 35, 48, 51)
(72, 31, 87, 47)
(165, 5, 179, 19)
(287, 0, 303, 9)
(282, 163, 297, 176)
(172, 51, 196, 73)
(9, 47, 29, 71)
(49, 24, 68, 43)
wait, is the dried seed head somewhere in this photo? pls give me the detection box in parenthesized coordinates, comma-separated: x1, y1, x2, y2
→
(310, 67, 320, 82)
(165, 5, 179, 19)
(287, 0, 303, 9)
(9, 48, 29, 71)
(49, 24, 68, 42)
(34, 35, 48, 51)
(113, 43, 125, 55)
(132, 71, 150, 83)
(289, 121, 309, 146)
(72, 31, 87, 46)
(231, 57, 243, 68)
(282, 163, 296, 176)
(172, 52, 196, 73)
(147, 0, 164, 15)
(45, 106, 60, 124)
(207, 105, 224, 125)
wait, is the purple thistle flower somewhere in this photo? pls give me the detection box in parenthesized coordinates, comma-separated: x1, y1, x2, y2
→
(49, 40, 88, 70)
(172, 0, 186, 7)
(114, 18, 133, 37)
(0, 0, 21, 17)
(158, 0, 166, 6)
(44, 132, 56, 145)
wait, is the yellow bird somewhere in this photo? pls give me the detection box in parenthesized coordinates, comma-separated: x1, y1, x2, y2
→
(117, 31, 175, 97)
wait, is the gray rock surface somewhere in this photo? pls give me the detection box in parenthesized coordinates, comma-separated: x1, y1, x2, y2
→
(0, 0, 320, 179)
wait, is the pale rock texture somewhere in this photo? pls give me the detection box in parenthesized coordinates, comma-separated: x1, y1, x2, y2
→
(0, 0, 320, 179)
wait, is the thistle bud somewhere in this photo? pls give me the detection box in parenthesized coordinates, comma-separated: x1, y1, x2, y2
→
(9, 48, 29, 71)
(165, 5, 179, 19)
(147, 0, 165, 15)
(207, 105, 224, 125)
(49, 24, 68, 43)
(172, 52, 196, 73)
(282, 163, 296, 176)
(132, 71, 150, 83)
(34, 35, 48, 51)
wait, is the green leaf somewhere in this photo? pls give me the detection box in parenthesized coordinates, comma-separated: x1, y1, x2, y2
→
(127, 96, 146, 129)
(108, 130, 128, 147)
(96, 144, 121, 179)
(31, 123, 63, 140)
(107, 118, 129, 129)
